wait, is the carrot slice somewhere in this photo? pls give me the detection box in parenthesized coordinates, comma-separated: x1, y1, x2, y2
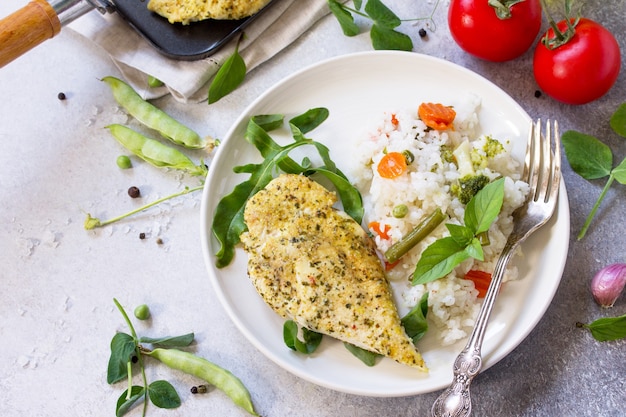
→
(368, 221, 391, 240)
(418, 102, 456, 130)
(377, 152, 407, 179)
(464, 270, 492, 298)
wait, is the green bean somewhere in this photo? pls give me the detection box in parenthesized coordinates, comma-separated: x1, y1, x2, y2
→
(146, 348, 258, 416)
(384, 207, 446, 263)
(106, 124, 207, 177)
(102, 76, 206, 149)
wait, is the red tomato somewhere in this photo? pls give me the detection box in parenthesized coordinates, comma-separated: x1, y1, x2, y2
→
(448, 0, 542, 62)
(533, 18, 621, 105)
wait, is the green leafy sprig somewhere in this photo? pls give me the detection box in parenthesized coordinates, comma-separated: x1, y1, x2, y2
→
(577, 313, 626, 342)
(327, 0, 439, 51)
(562, 103, 626, 240)
(412, 178, 505, 285)
(208, 34, 247, 104)
(107, 298, 193, 416)
(212, 108, 364, 268)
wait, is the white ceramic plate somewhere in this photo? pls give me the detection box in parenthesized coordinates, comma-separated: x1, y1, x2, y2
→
(200, 51, 569, 397)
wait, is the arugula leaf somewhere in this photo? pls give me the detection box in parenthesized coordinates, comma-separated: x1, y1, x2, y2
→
(343, 343, 381, 366)
(412, 179, 504, 285)
(107, 332, 137, 384)
(139, 333, 194, 348)
(116, 386, 145, 417)
(562, 131, 613, 180)
(208, 35, 246, 104)
(251, 114, 284, 131)
(148, 380, 181, 409)
(283, 320, 323, 354)
(609, 103, 626, 138)
(579, 313, 626, 342)
(290, 107, 330, 134)
(401, 292, 429, 343)
(212, 108, 364, 268)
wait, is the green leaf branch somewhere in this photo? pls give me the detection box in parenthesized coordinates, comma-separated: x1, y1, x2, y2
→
(327, 0, 440, 51)
(562, 102, 626, 239)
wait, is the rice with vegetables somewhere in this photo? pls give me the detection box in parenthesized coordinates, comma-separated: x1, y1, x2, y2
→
(350, 96, 529, 345)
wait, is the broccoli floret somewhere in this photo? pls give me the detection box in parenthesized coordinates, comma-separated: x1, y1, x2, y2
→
(483, 135, 505, 158)
(451, 174, 491, 204)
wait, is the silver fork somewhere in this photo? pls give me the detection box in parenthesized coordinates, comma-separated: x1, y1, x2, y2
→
(431, 119, 561, 417)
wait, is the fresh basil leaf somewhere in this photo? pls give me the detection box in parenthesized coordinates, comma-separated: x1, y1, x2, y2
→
(251, 114, 284, 131)
(464, 178, 504, 234)
(582, 314, 626, 342)
(343, 343, 381, 366)
(609, 102, 626, 138)
(365, 0, 401, 28)
(370, 24, 413, 51)
(401, 292, 429, 343)
(307, 168, 364, 224)
(412, 236, 471, 285)
(464, 237, 484, 261)
(107, 332, 136, 384)
(327, 0, 360, 36)
(611, 157, 626, 184)
(283, 320, 323, 354)
(562, 130, 613, 180)
(289, 107, 329, 134)
(446, 223, 474, 247)
(148, 380, 181, 409)
(139, 333, 194, 348)
(116, 386, 145, 417)
(208, 39, 246, 104)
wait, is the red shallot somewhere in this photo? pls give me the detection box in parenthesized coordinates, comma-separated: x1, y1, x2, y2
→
(590, 263, 626, 308)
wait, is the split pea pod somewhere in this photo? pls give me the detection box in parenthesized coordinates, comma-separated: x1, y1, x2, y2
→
(102, 76, 206, 149)
(106, 124, 207, 177)
(384, 207, 446, 263)
(145, 348, 259, 416)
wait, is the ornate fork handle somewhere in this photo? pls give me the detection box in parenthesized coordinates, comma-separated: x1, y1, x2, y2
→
(431, 239, 519, 417)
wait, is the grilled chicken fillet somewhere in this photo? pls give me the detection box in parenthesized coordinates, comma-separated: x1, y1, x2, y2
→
(148, 0, 272, 24)
(240, 174, 426, 371)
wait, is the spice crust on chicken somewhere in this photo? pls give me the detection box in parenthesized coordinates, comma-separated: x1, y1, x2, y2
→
(240, 174, 427, 371)
(147, 0, 272, 25)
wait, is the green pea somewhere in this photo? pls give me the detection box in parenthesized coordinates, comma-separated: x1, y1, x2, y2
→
(102, 76, 206, 149)
(147, 75, 164, 88)
(133, 304, 150, 320)
(146, 348, 258, 416)
(392, 204, 408, 218)
(106, 124, 207, 177)
(402, 150, 415, 165)
(116, 155, 132, 169)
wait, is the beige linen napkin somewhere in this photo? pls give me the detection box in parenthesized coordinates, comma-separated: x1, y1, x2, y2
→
(68, 0, 331, 102)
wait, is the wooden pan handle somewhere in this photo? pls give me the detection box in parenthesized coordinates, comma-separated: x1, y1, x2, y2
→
(0, 0, 61, 68)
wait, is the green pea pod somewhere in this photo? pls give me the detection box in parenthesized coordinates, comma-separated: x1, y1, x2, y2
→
(102, 76, 206, 149)
(106, 124, 207, 177)
(146, 348, 258, 416)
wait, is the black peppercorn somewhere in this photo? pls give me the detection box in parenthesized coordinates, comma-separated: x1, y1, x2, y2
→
(418, 28, 427, 38)
(57, 92, 66, 100)
(128, 186, 141, 198)
(534, 90, 542, 98)
(139, 232, 146, 240)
